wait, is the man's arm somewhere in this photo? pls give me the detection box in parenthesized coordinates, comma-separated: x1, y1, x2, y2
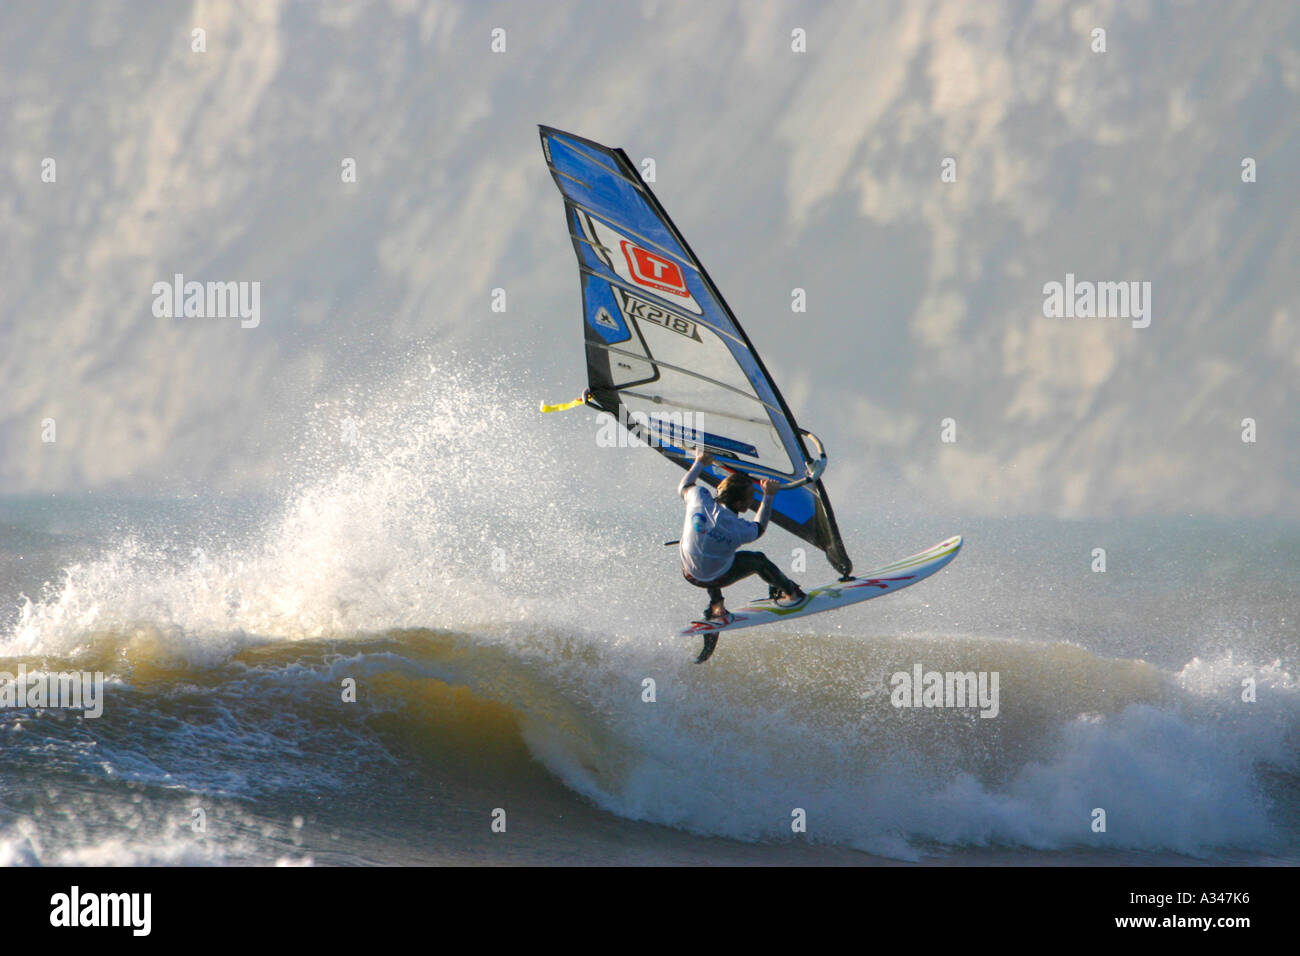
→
(679, 448, 713, 498)
(751, 478, 780, 537)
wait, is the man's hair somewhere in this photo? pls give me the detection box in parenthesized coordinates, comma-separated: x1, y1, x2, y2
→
(716, 473, 754, 511)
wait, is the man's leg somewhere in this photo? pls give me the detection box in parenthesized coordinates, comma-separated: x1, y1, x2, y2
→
(706, 584, 726, 620)
(683, 568, 729, 620)
(692, 554, 801, 621)
(743, 551, 800, 594)
(716, 552, 801, 597)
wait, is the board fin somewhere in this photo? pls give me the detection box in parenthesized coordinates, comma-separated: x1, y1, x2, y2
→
(695, 633, 720, 664)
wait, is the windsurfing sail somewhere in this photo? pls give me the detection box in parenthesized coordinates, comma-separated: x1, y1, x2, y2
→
(538, 126, 853, 579)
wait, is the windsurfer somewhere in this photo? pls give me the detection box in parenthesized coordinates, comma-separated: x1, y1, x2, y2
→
(678, 447, 806, 625)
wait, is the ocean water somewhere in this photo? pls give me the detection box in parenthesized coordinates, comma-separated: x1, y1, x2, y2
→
(1, 362, 1296, 866)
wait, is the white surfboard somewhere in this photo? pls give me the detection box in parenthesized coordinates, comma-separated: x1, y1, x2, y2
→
(680, 535, 962, 657)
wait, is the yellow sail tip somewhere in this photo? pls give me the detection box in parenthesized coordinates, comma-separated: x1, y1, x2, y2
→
(539, 395, 586, 413)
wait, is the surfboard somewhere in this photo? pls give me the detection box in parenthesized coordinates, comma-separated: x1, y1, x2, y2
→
(681, 535, 962, 661)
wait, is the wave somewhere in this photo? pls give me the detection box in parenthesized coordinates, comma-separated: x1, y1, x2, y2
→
(2, 623, 1295, 862)
(1, 357, 1296, 862)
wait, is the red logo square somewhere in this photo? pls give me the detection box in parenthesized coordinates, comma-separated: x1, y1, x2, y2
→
(621, 241, 689, 297)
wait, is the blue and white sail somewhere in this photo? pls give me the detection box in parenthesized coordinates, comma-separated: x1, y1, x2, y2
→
(539, 126, 853, 579)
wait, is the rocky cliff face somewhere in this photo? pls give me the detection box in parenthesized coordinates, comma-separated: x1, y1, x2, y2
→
(3, 0, 1296, 516)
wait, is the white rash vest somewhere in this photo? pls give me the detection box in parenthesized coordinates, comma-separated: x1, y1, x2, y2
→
(679, 484, 761, 582)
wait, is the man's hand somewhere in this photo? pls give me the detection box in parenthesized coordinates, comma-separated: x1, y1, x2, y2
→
(759, 478, 779, 496)
(680, 447, 712, 498)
